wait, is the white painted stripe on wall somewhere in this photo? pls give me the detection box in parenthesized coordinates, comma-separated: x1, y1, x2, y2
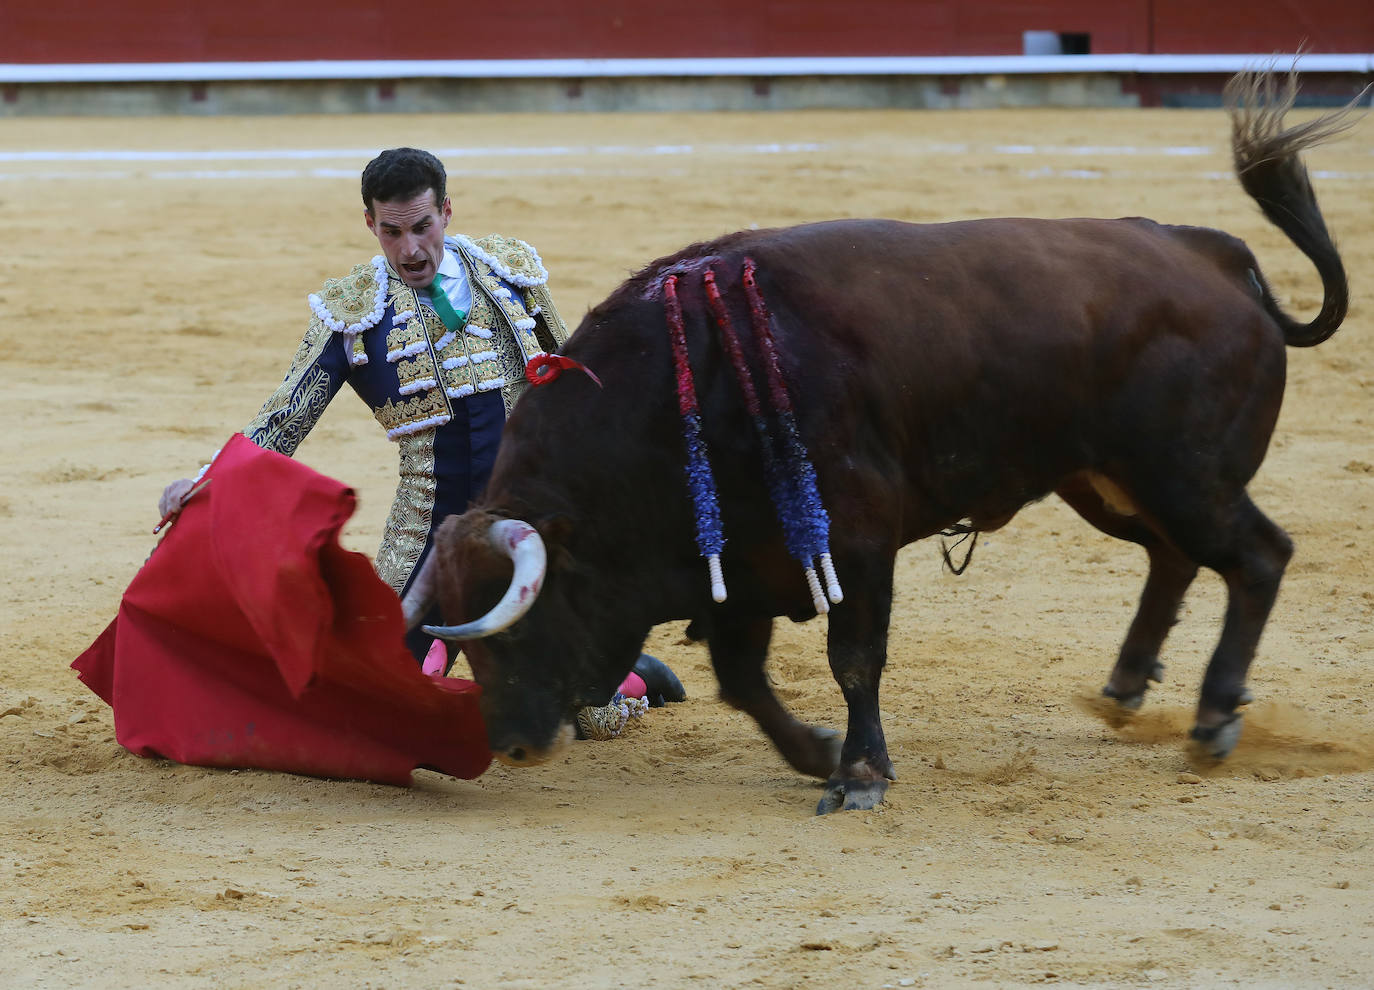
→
(1, 53, 1371, 84)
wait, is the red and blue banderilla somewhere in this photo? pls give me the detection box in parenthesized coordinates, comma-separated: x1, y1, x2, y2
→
(664, 261, 842, 613)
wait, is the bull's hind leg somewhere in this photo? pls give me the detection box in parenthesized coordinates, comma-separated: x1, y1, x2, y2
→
(706, 614, 842, 780)
(817, 557, 897, 815)
(1185, 498, 1292, 757)
(1057, 476, 1199, 709)
(1124, 485, 1292, 758)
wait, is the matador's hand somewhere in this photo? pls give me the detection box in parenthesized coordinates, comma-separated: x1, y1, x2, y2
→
(158, 478, 196, 520)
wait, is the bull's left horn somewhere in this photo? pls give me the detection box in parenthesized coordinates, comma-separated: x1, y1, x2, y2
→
(400, 552, 437, 629)
(422, 519, 547, 641)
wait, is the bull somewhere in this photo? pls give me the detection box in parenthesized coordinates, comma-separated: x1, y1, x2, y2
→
(405, 70, 1364, 813)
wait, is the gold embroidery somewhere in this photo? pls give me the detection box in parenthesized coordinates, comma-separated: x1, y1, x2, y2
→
(433, 333, 465, 361)
(387, 271, 415, 303)
(495, 289, 533, 329)
(394, 353, 437, 387)
(244, 319, 335, 455)
(374, 388, 450, 436)
(365, 238, 569, 431)
(249, 366, 332, 455)
(457, 253, 533, 415)
(316, 262, 383, 327)
(385, 312, 430, 361)
(510, 321, 544, 361)
(472, 234, 548, 286)
(390, 309, 441, 393)
(425, 257, 497, 401)
(526, 284, 571, 347)
(375, 430, 437, 593)
(489, 312, 529, 415)
(419, 306, 445, 340)
(457, 285, 500, 343)
(436, 304, 478, 395)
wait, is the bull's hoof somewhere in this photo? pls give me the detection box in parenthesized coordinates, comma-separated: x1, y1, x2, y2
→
(1103, 685, 1146, 710)
(1101, 661, 1165, 710)
(816, 777, 889, 815)
(1190, 714, 1243, 760)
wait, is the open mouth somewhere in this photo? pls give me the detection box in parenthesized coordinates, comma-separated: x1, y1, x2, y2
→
(401, 260, 430, 280)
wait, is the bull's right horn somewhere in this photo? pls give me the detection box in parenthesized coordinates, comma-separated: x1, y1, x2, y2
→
(422, 518, 547, 641)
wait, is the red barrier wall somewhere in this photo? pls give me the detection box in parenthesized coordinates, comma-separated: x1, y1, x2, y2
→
(2, 1, 1370, 63)
(1150, 0, 1371, 54)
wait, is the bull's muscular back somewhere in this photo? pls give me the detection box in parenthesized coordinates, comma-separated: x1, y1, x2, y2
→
(668, 216, 1279, 546)
(496, 215, 1281, 566)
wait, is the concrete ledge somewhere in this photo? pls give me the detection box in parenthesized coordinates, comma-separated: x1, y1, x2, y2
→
(0, 75, 1146, 116)
(1, 57, 1370, 116)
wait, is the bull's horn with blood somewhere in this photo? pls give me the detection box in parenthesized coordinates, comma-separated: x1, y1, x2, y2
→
(422, 518, 548, 640)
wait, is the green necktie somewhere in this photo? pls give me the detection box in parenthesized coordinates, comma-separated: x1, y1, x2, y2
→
(428, 273, 467, 332)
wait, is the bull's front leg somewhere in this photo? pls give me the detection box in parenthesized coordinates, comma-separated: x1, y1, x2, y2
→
(817, 564, 896, 815)
(706, 614, 842, 780)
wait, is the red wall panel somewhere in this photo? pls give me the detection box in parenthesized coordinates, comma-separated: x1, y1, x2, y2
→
(1150, 0, 1373, 54)
(945, 2, 1149, 55)
(1, 1, 1369, 63)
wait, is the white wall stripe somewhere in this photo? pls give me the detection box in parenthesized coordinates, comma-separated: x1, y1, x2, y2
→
(1, 53, 1369, 84)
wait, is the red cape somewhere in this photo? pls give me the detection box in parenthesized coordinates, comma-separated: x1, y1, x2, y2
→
(72, 434, 492, 785)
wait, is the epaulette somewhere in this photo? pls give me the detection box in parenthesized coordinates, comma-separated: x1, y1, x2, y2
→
(454, 234, 549, 288)
(306, 256, 389, 366)
(308, 257, 389, 334)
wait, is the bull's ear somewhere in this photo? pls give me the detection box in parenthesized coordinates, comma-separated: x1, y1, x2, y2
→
(534, 513, 575, 568)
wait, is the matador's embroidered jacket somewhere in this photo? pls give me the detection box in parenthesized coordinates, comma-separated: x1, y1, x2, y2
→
(243, 233, 569, 597)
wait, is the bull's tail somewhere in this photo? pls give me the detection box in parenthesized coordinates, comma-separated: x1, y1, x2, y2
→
(1226, 67, 1366, 347)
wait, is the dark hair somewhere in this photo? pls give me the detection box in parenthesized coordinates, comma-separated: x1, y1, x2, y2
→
(361, 148, 447, 214)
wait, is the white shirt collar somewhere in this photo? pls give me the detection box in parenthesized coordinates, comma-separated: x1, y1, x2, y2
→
(436, 246, 463, 279)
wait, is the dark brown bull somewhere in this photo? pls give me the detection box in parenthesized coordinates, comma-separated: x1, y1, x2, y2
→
(406, 70, 1364, 813)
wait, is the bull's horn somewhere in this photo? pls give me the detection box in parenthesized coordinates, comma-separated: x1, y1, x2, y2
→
(422, 519, 547, 641)
(400, 552, 437, 629)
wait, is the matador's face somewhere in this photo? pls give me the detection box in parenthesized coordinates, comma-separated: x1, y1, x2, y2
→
(365, 189, 453, 289)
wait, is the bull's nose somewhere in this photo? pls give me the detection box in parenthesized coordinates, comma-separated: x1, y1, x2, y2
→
(492, 746, 549, 768)
(491, 722, 576, 767)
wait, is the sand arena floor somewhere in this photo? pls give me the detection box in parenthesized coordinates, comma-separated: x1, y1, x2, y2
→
(2, 104, 1373, 988)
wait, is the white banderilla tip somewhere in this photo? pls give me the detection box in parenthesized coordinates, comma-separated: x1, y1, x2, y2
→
(804, 567, 829, 615)
(819, 552, 843, 604)
(708, 554, 727, 603)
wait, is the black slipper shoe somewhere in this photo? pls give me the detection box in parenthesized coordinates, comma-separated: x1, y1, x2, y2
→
(632, 653, 686, 707)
